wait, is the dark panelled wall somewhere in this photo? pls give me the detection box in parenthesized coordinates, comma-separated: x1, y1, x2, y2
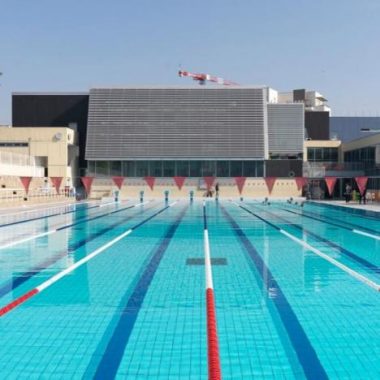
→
(265, 160, 303, 177)
(12, 94, 89, 168)
(305, 111, 330, 140)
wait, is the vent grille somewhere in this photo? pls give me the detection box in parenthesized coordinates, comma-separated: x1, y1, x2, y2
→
(86, 88, 266, 160)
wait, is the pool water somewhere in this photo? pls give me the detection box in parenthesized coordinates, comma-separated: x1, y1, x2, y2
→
(0, 199, 380, 379)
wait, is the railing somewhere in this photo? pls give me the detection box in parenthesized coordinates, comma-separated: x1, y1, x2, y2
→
(0, 188, 74, 204)
(0, 151, 35, 166)
(303, 162, 365, 177)
(0, 151, 44, 177)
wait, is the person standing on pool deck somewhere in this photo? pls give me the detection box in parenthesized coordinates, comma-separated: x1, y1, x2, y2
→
(362, 188, 367, 204)
(215, 182, 219, 198)
(345, 183, 352, 203)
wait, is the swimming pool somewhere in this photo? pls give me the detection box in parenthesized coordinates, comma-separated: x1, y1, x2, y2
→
(1, 199, 380, 379)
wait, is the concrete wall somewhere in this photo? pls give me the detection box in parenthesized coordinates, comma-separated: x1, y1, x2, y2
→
(0, 175, 71, 205)
(0, 127, 78, 182)
(88, 177, 303, 200)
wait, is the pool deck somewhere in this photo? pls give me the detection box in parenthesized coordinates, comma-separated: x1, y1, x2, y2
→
(314, 200, 380, 214)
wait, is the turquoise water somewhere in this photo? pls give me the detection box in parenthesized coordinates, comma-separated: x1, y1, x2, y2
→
(1, 199, 380, 378)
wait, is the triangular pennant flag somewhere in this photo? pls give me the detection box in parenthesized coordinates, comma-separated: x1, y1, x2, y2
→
(81, 176, 94, 195)
(325, 177, 337, 196)
(355, 176, 368, 196)
(264, 177, 277, 194)
(295, 177, 308, 191)
(144, 176, 155, 190)
(50, 177, 63, 194)
(19, 176, 32, 195)
(112, 176, 125, 190)
(234, 177, 246, 194)
(173, 176, 186, 190)
(204, 176, 215, 190)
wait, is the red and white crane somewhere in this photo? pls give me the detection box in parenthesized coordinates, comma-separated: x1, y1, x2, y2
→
(178, 69, 239, 86)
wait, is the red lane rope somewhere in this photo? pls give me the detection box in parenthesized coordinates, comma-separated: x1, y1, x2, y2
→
(0, 288, 39, 317)
(206, 288, 221, 380)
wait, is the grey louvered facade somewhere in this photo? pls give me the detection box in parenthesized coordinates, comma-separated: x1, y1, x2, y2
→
(85, 87, 267, 160)
(267, 103, 304, 156)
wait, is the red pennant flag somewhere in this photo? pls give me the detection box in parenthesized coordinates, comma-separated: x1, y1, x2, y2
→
(295, 177, 308, 191)
(325, 177, 337, 196)
(81, 176, 94, 195)
(234, 177, 246, 194)
(264, 177, 277, 194)
(355, 176, 368, 196)
(144, 176, 155, 190)
(50, 177, 63, 194)
(173, 176, 186, 190)
(204, 176, 215, 190)
(19, 176, 32, 195)
(112, 176, 124, 190)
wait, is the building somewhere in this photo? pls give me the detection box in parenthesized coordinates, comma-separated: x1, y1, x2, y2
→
(0, 126, 78, 186)
(85, 86, 305, 178)
(12, 93, 89, 171)
(276, 89, 330, 140)
(10, 85, 336, 198)
(330, 116, 380, 142)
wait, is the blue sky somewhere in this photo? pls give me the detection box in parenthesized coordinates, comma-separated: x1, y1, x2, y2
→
(0, 0, 379, 123)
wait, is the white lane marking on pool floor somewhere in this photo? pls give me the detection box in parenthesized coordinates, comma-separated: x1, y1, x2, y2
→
(0, 201, 150, 250)
(37, 228, 134, 291)
(353, 229, 380, 241)
(280, 229, 380, 291)
(204, 229, 214, 289)
(232, 201, 380, 292)
(202, 201, 222, 380)
(0, 200, 177, 316)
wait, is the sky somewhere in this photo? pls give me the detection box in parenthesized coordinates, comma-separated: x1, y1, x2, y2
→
(0, 0, 379, 124)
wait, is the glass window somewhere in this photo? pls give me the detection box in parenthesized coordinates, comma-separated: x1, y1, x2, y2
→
(150, 161, 162, 177)
(368, 147, 375, 161)
(216, 161, 229, 177)
(88, 161, 95, 175)
(315, 148, 323, 161)
(110, 161, 122, 176)
(243, 161, 256, 177)
(330, 148, 338, 162)
(201, 161, 216, 176)
(257, 161, 264, 177)
(307, 148, 315, 161)
(123, 161, 135, 177)
(176, 161, 189, 176)
(230, 161, 243, 176)
(96, 161, 109, 176)
(189, 161, 201, 177)
(163, 161, 175, 177)
(136, 161, 149, 177)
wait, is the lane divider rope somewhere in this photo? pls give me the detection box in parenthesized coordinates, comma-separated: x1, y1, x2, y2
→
(0, 201, 150, 250)
(234, 202, 380, 292)
(203, 201, 222, 380)
(245, 202, 380, 276)
(0, 199, 96, 218)
(0, 200, 111, 229)
(282, 207, 380, 241)
(0, 201, 158, 299)
(0, 201, 177, 317)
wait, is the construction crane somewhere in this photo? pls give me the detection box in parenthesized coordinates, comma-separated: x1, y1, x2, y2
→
(178, 69, 239, 86)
